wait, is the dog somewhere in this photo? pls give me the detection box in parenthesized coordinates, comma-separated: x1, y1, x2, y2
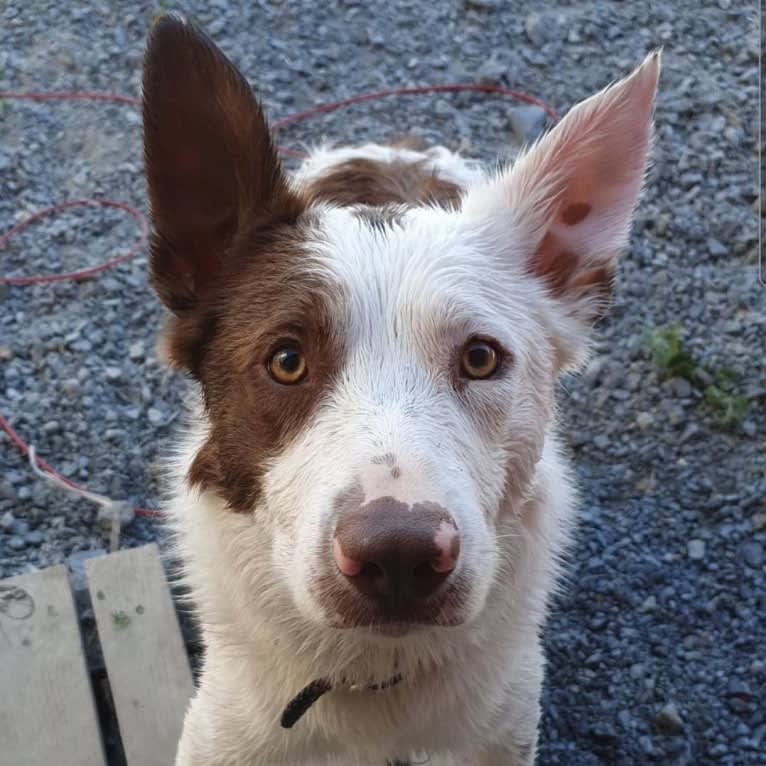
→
(142, 14, 659, 766)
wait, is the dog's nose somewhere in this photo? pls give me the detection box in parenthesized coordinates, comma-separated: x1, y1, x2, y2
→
(333, 497, 460, 600)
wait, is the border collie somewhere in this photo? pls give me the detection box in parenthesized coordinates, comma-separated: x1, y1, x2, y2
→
(142, 14, 659, 765)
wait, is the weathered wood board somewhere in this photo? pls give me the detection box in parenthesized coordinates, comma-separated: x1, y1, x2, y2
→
(0, 565, 106, 766)
(85, 543, 194, 766)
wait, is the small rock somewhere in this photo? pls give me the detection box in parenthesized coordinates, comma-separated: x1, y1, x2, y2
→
(508, 105, 548, 145)
(752, 513, 766, 532)
(147, 407, 164, 426)
(654, 702, 684, 735)
(680, 423, 700, 443)
(638, 735, 657, 756)
(0, 510, 15, 531)
(636, 412, 654, 431)
(524, 11, 566, 46)
(104, 366, 123, 382)
(688, 539, 706, 560)
(7, 535, 25, 551)
(640, 595, 657, 612)
(670, 377, 693, 398)
(593, 434, 610, 450)
(24, 530, 44, 546)
(741, 542, 764, 569)
(707, 238, 727, 258)
(128, 340, 145, 361)
(742, 420, 756, 438)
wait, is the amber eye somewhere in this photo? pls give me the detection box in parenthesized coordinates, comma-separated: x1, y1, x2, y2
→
(460, 340, 500, 380)
(268, 345, 307, 384)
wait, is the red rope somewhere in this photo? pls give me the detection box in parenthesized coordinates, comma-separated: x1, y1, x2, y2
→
(0, 82, 559, 522)
(0, 198, 149, 285)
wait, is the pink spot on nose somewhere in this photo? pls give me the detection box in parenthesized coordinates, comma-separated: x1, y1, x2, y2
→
(431, 521, 459, 574)
(333, 537, 363, 577)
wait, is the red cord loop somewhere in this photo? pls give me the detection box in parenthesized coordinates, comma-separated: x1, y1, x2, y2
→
(0, 198, 149, 286)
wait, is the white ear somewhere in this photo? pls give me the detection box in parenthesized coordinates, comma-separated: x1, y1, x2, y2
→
(464, 52, 660, 365)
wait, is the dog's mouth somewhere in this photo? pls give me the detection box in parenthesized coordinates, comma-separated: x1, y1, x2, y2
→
(330, 614, 465, 636)
(364, 623, 425, 638)
(316, 572, 471, 631)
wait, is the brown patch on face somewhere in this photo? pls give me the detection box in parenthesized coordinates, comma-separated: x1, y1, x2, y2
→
(181, 218, 345, 511)
(303, 157, 463, 211)
(143, 16, 345, 511)
(561, 202, 591, 225)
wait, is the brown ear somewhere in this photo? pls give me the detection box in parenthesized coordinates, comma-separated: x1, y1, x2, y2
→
(142, 13, 302, 314)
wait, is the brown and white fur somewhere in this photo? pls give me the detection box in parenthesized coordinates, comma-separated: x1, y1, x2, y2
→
(142, 14, 660, 766)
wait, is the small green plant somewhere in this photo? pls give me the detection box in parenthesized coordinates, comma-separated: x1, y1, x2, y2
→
(703, 369, 749, 428)
(644, 324, 697, 381)
(112, 610, 131, 629)
(644, 324, 749, 430)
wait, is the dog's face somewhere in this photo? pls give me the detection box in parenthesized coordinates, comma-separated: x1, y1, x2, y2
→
(143, 17, 658, 635)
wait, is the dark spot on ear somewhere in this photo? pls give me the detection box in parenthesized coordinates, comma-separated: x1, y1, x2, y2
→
(391, 466, 402, 479)
(533, 243, 580, 294)
(561, 202, 592, 226)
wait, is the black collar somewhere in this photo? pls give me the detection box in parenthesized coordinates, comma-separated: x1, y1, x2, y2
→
(280, 673, 404, 729)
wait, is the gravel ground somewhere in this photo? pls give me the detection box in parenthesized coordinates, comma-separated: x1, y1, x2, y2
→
(1, 1, 762, 764)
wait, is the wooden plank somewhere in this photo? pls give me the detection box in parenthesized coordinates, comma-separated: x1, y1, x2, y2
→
(86, 543, 193, 766)
(0, 565, 106, 766)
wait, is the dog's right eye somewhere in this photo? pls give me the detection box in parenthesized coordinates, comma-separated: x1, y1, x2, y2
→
(268, 345, 307, 385)
(460, 339, 501, 380)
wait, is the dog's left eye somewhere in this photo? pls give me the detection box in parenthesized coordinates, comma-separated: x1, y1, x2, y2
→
(460, 340, 501, 380)
(268, 345, 307, 384)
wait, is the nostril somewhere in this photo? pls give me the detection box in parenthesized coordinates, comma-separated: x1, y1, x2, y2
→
(411, 560, 451, 599)
(333, 538, 363, 577)
(358, 561, 385, 584)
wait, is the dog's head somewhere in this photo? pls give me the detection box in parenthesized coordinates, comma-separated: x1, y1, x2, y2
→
(143, 16, 659, 635)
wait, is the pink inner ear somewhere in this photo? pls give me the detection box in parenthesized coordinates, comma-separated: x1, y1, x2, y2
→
(505, 51, 660, 305)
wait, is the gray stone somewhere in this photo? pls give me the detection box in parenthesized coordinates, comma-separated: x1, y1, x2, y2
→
(508, 105, 548, 145)
(741, 542, 763, 569)
(636, 412, 654, 431)
(654, 702, 684, 735)
(147, 407, 164, 427)
(7, 536, 25, 551)
(707, 238, 728, 258)
(688, 539, 706, 560)
(128, 340, 145, 361)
